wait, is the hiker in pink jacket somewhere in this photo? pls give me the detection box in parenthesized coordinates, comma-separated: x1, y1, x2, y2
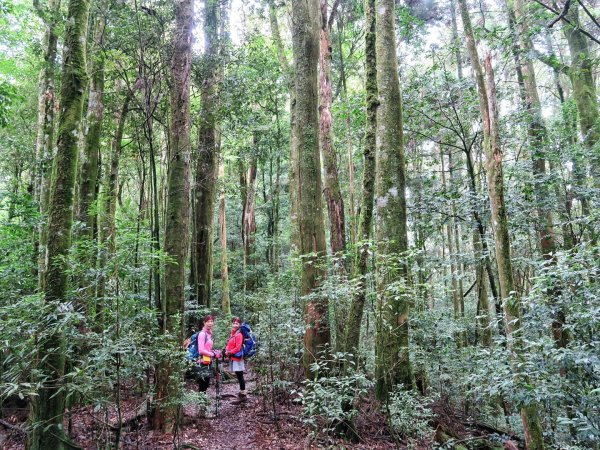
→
(196, 315, 221, 392)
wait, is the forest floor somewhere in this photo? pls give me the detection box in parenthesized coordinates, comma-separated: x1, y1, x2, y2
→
(0, 368, 400, 450)
(1, 367, 522, 449)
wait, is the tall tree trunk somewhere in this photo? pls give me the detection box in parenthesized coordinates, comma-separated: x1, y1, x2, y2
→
(563, 2, 600, 188)
(243, 152, 258, 291)
(319, 0, 346, 260)
(345, 0, 377, 356)
(336, 14, 357, 249)
(34, 0, 61, 289)
(96, 91, 133, 320)
(193, 0, 220, 307)
(441, 148, 466, 347)
(269, 0, 299, 254)
(449, 0, 492, 344)
(374, 0, 412, 399)
(218, 161, 230, 314)
(291, 0, 330, 378)
(458, 0, 545, 446)
(512, 0, 568, 349)
(153, 0, 192, 432)
(77, 6, 106, 240)
(28, 0, 91, 446)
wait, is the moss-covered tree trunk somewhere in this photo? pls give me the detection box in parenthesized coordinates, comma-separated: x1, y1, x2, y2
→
(153, 0, 192, 432)
(345, 0, 376, 356)
(218, 161, 231, 314)
(563, 2, 600, 188)
(291, 0, 330, 377)
(484, 54, 546, 450)
(28, 0, 91, 447)
(193, 0, 219, 307)
(512, 0, 568, 351)
(33, 0, 61, 289)
(374, 0, 412, 399)
(458, 0, 545, 446)
(336, 15, 357, 250)
(319, 0, 345, 260)
(77, 6, 106, 241)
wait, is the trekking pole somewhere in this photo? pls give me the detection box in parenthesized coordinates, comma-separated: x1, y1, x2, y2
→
(214, 356, 220, 417)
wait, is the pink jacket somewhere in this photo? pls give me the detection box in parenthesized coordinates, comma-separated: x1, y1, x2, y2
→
(197, 329, 214, 358)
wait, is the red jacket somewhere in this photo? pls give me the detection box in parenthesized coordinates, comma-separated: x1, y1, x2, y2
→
(226, 330, 243, 361)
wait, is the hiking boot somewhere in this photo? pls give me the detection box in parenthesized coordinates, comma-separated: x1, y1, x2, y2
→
(238, 390, 247, 398)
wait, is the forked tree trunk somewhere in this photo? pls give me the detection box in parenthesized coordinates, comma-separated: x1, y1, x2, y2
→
(153, 0, 192, 432)
(291, 0, 330, 378)
(374, 0, 412, 399)
(28, 0, 91, 447)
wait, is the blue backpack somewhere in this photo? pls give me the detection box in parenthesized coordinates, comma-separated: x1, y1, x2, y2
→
(233, 323, 256, 358)
(186, 331, 201, 361)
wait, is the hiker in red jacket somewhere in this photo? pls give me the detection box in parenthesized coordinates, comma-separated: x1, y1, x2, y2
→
(225, 317, 246, 399)
(197, 315, 222, 393)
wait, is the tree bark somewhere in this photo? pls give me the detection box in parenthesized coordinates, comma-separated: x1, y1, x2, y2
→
(269, 0, 299, 254)
(218, 161, 231, 314)
(243, 152, 258, 291)
(28, 0, 91, 447)
(457, 0, 545, 445)
(77, 6, 106, 240)
(153, 0, 192, 432)
(563, 2, 600, 188)
(193, 0, 220, 307)
(441, 148, 466, 347)
(374, 0, 412, 399)
(345, 0, 377, 356)
(319, 0, 346, 260)
(291, 0, 330, 378)
(512, 0, 568, 350)
(34, 0, 61, 289)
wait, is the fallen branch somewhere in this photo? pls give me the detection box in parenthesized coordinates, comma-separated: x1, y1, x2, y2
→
(0, 418, 25, 434)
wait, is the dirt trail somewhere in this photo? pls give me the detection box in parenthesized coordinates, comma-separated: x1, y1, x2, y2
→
(174, 371, 311, 450)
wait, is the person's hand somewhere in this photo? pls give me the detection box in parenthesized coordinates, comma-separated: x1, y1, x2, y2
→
(213, 350, 222, 359)
(225, 349, 230, 357)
